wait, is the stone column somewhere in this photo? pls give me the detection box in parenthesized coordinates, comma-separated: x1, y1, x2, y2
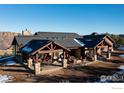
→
(34, 62, 41, 75)
(63, 50, 65, 59)
(63, 59, 67, 68)
(107, 47, 111, 59)
(107, 52, 111, 59)
(27, 58, 33, 68)
(93, 48, 97, 61)
(94, 55, 97, 61)
(51, 53, 54, 63)
(73, 59, 77, 64)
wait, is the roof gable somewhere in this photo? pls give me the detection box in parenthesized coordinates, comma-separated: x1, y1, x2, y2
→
(21, 39, 51, 54)
(21, 39, 70, 55)
(76, 34, 114, 48)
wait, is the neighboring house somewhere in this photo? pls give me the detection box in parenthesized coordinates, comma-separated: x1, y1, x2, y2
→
(11, 32, 114, 75)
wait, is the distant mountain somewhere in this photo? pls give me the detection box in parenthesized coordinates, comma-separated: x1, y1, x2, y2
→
(0, 32, 19, 50)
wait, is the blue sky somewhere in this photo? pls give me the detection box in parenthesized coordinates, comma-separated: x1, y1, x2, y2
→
(0, 4, 124, 35)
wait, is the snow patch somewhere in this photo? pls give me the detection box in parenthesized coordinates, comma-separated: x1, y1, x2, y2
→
(6, 61, 16, 65)
(119, 55, 124, 58)
(74, 39, 84, 46)
(0, 75, 14, 83)
(99, 79, 108, 83)
(0, 56, 14, 61)
(118, 65, 124, 70)
(97, 66, 124, 83)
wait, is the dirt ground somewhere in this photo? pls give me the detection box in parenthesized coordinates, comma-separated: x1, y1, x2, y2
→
(0, 50, 124, 83)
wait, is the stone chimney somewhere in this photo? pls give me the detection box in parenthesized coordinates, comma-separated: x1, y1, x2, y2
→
(22, 29, 32, 36)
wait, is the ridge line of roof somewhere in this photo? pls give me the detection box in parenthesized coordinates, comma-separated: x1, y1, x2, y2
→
(35, 31, 79, 34)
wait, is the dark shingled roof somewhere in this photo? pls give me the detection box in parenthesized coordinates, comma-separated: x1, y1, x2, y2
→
(14, 32, 114, 50)
(21, 39, 51, 54)
(15, 36, 41, 46)
(76, 34, 106, 48)
(34, 32, 82, 48)
(54, 39, 82, 48)
(34, 32, 82, 40)
(13, 32, 83, 48)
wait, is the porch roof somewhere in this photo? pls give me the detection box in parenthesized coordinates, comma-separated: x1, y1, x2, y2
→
(21, 39, 69, 55)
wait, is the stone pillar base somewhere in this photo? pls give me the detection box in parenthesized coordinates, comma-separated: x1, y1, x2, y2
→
(63, 59, 67, 68)
(107, 52, 111, 59)
(76, 60, 82, 64)
(82, 58, 86, 62)
(73, 59, 77, 64)
(27, 58, 33, 68)
(94, 55, 97, 61)
(34, 62, 41, 75)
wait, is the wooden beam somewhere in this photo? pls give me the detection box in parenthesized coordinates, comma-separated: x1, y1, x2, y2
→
(53, 42, 70, 51)
(47, 46, 51, 50)
(38, 49, 63, 54)
(109, 47, 113, 49)
(63, 50, 65, 59)
(32, 41, 69, 55)
(51, 42, 53, 50)
(104, 38, 113, 46)
(85, 48, 94, 50)
(97, 45, 108, 48)
(32, 42, 52, 55)
(93, 48, 97, 61)
(53, 46, 56, 50)
(93, 48, 96, 55)
(36, 54, 39, 63)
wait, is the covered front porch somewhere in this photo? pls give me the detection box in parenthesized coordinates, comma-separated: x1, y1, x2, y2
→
(21, 40, 69, 75)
